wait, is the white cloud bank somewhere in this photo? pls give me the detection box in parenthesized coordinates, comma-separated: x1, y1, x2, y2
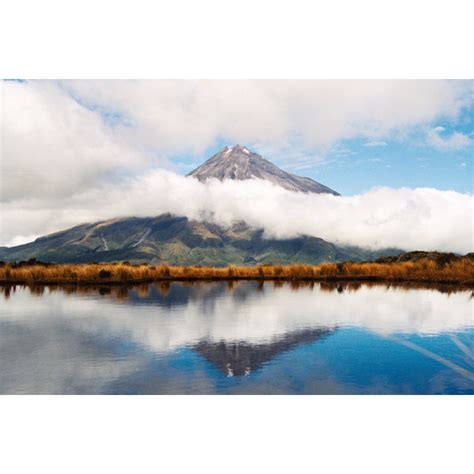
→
(1, 170, 472, 253)
(64, 79, 472, 152)
(0, 80, 149, 201)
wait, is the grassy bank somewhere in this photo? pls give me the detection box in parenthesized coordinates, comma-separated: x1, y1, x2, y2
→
(1, 257, 473, 286)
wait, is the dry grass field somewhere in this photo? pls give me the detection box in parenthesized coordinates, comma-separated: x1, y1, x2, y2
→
(1, 256, 473, 286)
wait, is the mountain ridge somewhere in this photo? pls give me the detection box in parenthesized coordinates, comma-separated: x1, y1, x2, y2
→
(187, 145, 339, 195)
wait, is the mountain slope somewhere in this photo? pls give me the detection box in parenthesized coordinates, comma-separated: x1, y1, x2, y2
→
(0, 214, 398, 265)
(187, 145, 339, 195)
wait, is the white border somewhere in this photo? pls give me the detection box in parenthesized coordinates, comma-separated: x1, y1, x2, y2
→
(1, 396, 473, 473)
(1, 0, 474, 78)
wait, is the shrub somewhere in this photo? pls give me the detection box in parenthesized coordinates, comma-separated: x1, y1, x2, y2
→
(98, 269, 112, 279)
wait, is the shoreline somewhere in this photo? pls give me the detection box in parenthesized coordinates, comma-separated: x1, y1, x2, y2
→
(1, 278, 473, 290)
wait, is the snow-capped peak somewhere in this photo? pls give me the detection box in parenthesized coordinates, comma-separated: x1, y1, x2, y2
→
(186, 144, 339, 195)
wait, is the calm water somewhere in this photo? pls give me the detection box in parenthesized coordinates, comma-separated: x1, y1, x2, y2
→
(0, 281, 473, 394)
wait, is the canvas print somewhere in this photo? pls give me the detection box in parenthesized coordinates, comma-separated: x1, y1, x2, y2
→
(0, 80, 473, 394)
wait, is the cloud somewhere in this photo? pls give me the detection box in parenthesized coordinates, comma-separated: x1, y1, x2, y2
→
(426, 126, 472, 150)
(363, 140, 388, 147)
(0, 81, 159, 201)
(1, 170, 472, 253)
(63, 79, 472, 152)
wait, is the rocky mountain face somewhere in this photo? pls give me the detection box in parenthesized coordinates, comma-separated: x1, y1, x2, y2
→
(0, 145, 399, 265)
(187, 145, 339, 195)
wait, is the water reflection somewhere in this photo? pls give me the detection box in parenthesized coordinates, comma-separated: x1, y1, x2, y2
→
(195, 328, 334, 377)
(0, 281, 473, 394)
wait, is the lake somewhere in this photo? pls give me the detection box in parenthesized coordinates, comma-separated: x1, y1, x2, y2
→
(0, 281, 473, 394)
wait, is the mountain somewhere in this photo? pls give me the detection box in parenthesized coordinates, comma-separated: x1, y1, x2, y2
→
(0, 145, 399, 265)
(187, 144, 339, 195)
(0, 214, 397, 265)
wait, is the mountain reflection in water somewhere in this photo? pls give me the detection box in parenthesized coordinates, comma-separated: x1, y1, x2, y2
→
(0, 281, 473, 394)
(194, 328, 334, 377)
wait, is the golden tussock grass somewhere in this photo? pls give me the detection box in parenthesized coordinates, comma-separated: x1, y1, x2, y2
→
(1, 258, 473, 286)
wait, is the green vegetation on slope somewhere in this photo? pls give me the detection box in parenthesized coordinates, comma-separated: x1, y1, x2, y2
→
(0, 214, 400, 266)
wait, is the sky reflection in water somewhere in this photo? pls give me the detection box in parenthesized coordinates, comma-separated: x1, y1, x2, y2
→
(0, 281, 473, 394)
